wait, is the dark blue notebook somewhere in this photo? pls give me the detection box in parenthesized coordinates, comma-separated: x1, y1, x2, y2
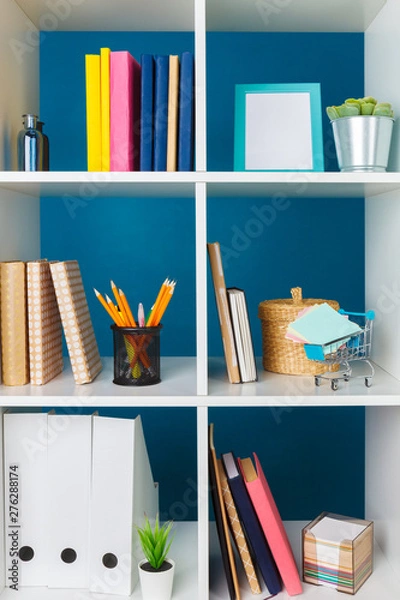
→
(140, 54, 155, 171)
(154, 55, 169, 171)
(222, 451, 282, 596)
(178, 51, 194, 171)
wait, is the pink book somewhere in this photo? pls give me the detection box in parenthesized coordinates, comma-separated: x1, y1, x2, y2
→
(110, 51, 141, 171)
(238, 453, 303, 596)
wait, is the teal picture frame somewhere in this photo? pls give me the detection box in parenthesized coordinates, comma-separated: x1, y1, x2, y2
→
(234, 83, 324, 172)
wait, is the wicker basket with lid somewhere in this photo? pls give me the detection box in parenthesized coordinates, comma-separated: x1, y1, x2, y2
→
(258, 287, 340, 375)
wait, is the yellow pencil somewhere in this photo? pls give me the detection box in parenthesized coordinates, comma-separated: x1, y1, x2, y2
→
(105, 294, 125, 326)
(147, 278, 169, 326)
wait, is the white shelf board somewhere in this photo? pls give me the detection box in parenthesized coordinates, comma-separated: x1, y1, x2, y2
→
(207, 0, 386, 32)
(0, 172, 196, 198)
(0, 522, 197, 599)
(0, 357, 197, 407)
(2, 171, 400, 199)
(207, 357, 400, 406)
(210, 520, 400, 600)
(206, 171, 400, 198)
(14, 0, 194, 31)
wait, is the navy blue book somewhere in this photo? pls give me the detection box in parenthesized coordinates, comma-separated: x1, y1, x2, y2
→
(222, 452, 282, 596)
(140, 54, 155, 171)
(154, 55, 169, 171)
(178, 51, 194, 171)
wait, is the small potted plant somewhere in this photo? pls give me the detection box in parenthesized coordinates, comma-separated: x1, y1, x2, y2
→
(326, 96, 395, 172)
(137, 514, 175, 600)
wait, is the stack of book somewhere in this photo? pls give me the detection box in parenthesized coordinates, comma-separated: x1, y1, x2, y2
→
(207, 242, 257, 383)
(85, 48, 194, 172)
(3, 412, 158, 594)
(0, 259, 101, 386)
(209, 424, 302, 599)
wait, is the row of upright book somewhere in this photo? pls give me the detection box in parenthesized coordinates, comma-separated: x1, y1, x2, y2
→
(209, 424, 302, 599)
(3, 411, 157, 593)
(0, 260, 101, 387)
(208, 242, 257, 383)
(85, 48, 194, 172)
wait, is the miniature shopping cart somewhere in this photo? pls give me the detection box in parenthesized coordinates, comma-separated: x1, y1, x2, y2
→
(303, 310, 375, 391)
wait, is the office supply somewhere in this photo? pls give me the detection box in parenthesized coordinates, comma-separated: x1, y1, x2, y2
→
(222, 452, 282, 596)
(306, 310, 376, 391)
(50, 260, 102, 384)
(112, 324, 162, 385)
(227, 287, 257, 383)
(0, 261, 29, 386)
(85, 54, 102, 171)
(138, 302, 145, 327)
(89, 415, 158, 595)
(303, 512, 373, 594)
(154, 55, 169, 171)
(47, 413, 93, 588)
(27, 260, 63, 385)
(110, 51, 141, 171)
(140, 53, 155, 171)
(3, 411, 50, 585)
(207, 242, 240, 384)
(178, 51, 194, 171)
(167, 55, 180, 171)
(100, 47, 111, 171)
(239, 453, 302, 596)
(217, 460, 262, 595)
(208, 425, 240, 600)
(287, 302, 362, 345)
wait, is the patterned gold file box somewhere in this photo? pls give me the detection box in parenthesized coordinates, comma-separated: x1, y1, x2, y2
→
(50, 260, 102, 384)
(0, 261, 29, 385)
(27, 260, 64, 385)
(303, 512, 373, 594)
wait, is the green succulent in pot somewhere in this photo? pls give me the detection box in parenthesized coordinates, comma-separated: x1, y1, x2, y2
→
(137, 514, 174, 571)
(326, 97, 394, 121)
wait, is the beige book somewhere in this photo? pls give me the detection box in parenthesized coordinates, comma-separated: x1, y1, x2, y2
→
(166, 55, 180, 171)
(0, 261, 29, 385)
(27, 260, 64, 385)
(50, 260, 102, 384)
(207, 242, 241, 383)
(218, 460, 262, 594)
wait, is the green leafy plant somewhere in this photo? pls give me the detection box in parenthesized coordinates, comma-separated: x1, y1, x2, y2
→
(327, 96, 394, 121)
(137, 515, 174, 570)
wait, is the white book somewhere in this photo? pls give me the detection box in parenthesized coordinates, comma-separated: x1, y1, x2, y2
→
(89, 415, 158, 595)
(227, 288, 257, 383)
(3, 411, 50, 587)
(47, 413, 93, 588)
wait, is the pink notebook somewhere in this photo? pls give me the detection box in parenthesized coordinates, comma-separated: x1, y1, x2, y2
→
(110, 51, 141, 171)
(238, 453, 303, 596)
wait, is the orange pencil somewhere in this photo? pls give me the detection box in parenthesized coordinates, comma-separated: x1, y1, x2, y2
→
(105, 294, 125, 326)
(147, 278, 169, 326)
(119, 288, 137, 327)
(94, 288, 118, 323)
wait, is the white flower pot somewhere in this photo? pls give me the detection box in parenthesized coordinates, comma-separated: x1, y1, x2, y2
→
(138, 558, 175, 600)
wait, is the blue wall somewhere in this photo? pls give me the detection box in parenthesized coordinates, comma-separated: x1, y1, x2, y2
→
(40, 31, 365, 520)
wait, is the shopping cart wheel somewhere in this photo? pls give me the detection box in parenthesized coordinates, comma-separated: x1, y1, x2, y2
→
(331, 379, 339, 391)
(314, 376, 321, 386)
(365, 378, 372, 388)
(344, 376, 350, 382)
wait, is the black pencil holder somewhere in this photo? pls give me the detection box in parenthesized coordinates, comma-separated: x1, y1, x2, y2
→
(112, 325, 162, 386)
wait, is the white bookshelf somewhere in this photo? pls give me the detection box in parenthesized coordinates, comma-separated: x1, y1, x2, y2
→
(0, 1, 400, 599)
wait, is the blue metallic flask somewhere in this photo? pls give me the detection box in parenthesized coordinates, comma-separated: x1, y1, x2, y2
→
(18, 114, 43, 171)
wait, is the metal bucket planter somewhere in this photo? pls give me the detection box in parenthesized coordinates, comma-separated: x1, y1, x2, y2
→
(331, 115, 394, 172)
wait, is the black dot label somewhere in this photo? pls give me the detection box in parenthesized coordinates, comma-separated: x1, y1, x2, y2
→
(102, 553, 118, 569)
(61, 548, 77, 564)
(19, 546, 34, 562)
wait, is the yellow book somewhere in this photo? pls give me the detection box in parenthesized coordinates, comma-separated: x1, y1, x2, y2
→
(166, 55, 180, 172)
(100, 47, 110, 171)
(85, 54, 102, 171)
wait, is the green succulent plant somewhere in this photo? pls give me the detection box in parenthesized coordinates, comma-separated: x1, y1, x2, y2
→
(137, 515, 174, 570)
(326, 97, 394, 120)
